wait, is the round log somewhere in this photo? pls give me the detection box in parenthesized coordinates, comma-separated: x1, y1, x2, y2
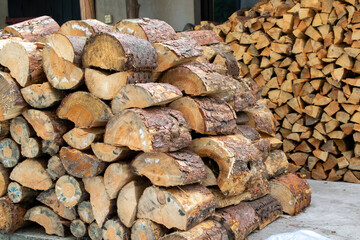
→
(70, 219, 87, 238)
(131, 219, 165, 240)
(78, 201, 95, 224)
(59, 19, 112, 37)
(102, 218, 130, 240)
(55, 175, 87, 208)
(9, 116, 34, 144)
(63, 127, 104, 150)
(7, 182, 37, 203)
(264, 150, 289, 178)
(21, 137, 42, 158)
(88, 222, 103, 240)
(20, 82, 64, 108)
(46, 155, 66, 180)
(0, 138, 20, 168)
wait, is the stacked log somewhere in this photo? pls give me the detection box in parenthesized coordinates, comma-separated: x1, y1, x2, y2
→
(196, 0, 360, 183)
(0, 16, 311, 239)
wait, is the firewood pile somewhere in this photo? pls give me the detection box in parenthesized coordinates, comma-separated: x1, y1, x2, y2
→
(197, 0, 360, 183)
(0, 16, 311, 239)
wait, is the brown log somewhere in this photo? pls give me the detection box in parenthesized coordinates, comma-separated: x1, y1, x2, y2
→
(117, 179, 150, 228)
(88, 222, 103, 240)
(63, 127, 104, 150)
(270, 173, 311, 215)
(44, 33, 83, 63)
(83, 176, 115, 227)
(0, 72, 27, 121)
(91, 142, 135, 163)
(111, 83, 182, 114)
(80, 0, 95, 19)
(0, 197, 27, 234)
(59, 19, 112, 37)
(0, 121, 9, 140)
(113, 18, 178, 43)
(344, 170, 360, 183)
(236, 125, 261, 141)
(46, 155, 66, 180)
(0, 40, 44, 87)
(0, 138, 20, 168)
(70, 219, 87, 238)
(212, 52, 240, 78)
(160, 62, 237, 96)
(82, 32, 157, 71)
(55, 175, 87, 208)
(104, 107, 191, 152)
(78, 201, 95, 224)
(22, 109, 67, 145)
(178, 30, 222, 46)
(131, 219, 166, 240)
(36, 189, 77, 220)
(169, 97, 237, 135)
(20, 82, 64, 109)
(160, 220, 229, 240)
(102, 218, 130, 240)
(7, 182, 37, 203)
(212, 202, 259, 240)
(201, 165, 218, 187)
(190, 135, 266, 196)
(21, 137, 42, 158)
(85, 68, 153, 100)
(24, 206, 66, 237)
(59, 147, 106, 178)
(104, 162, 137, 199)
(244, 101, 277, 136)
(0, 165, 9, 197)
(131, 150, 206, 186)
(56, 91, 113, 128)
(42, 140, 60, 156)
(137, 184, 215, 230)
(264, 150, 289, 178)
(2, 16, 59, 42)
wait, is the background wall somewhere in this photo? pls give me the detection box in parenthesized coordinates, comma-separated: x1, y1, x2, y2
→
(0, 0, 8, 28)
(96, 0, 127, 26)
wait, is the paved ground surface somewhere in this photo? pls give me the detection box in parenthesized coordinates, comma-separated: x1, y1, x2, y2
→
(0, 180, 359, 240)
(249, 180, 360, 240)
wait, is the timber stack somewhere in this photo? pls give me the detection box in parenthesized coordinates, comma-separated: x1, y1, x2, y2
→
(197, 0, 360, 183)
(0, 15, 311, 239)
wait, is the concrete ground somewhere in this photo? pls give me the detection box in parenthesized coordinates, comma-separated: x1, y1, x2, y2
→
(249, 180, 360, 240)
(0, 180, 359, 240)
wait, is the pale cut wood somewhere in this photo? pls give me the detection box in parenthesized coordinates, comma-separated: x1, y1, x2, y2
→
(201, 165, 218, 187)
(85, 68, 153, 100)
(114, 18, 178, 43)
(112, 83, 182, 114)
(88, 222, 103, 240)
(83, 176, 114, 228)
(7, 182, 37, 203)
(131, 150, 206, 186)
(70, 219, 87, 238)
(24, 206, 66, 237)
(78, 201, 95, 224)
(131, 219, 166, 240)
(2, 16, 59, 42)
(104, 107, 191, 152)
(104, 162, 137, 199)
(264, 150, 289, 178)
(102, 218, 130, 240)
(63, 127, 104, 150)
(82, 32, 157, 71)
(0, 138, 20, 168)
(57, 91, 112, 128)
(21, 137, 42, 158)
(20, 82, 64, 109)
(137, 184, 215, 230)
(245, 101, 277, 136)
(59, 19, 112, 37)
(36, 189, 77, 220)
(0, 197, 27, 234)
(169, 97, 237, 135)
(0, 165, 10, 197)
(55, 175, 87, 208)
(0, 72, 27, 121)
(117, 179, 150, 228)
(91, 143, 135, 163)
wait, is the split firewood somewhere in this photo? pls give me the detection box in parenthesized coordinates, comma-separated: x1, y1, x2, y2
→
(137, 184, 215, 230)
(178, 30, 222, 46)
(264, 150, 289, 178)
(104, 162, 137, 199)
(63, 127, 104, 150)
(78, 201, 95, 224)
(0, 197, 27, 234)
(58, 19, 112, 37)
(131, 219, 166, 240)
(0, 138, 20, 168)
(83, 176, 115, 227)
(244, 101, 277, 136)
(0, 40, 44, 87)
(169, 97, 237, 135)
(22, 109, 67, 145)
(0, 72, 27, 121)
(113, 18, 178, 43)
(7, 182, 37, 203)
(104, 107, 191, 152)
(88, 222, 103, 240)
(70, 219, 87, 238)
(344, 170, 360, 183)
(0, 121, 9, 140)
(56, 91, 113, 128)
(91, 143, 135, 163)
(201, 165, 218, 187)
(20, 82, 64, 109)
(85, 69, 153, 100)
(0, 165, 10, 197)
(117, 179, 151, 228)
(212, 202, 259, 240)
(21, 137, 42, 158)
(111, 83, 182, 114)
(82, 32, 157, 71)
(42, 140, 60, 156)
(270, 173, 311, 215)
(160, 63, 237, 96)
(36, 189, 77, 220)
(2, 16, 59, 42)
(55, 175, 87, 208)
(102, 218, 130, 240)
(46, 155, 66, 180)
(212, 52, 240, 77)
(24, 206, 66, 237)
(236, 125, 261, 141)
(190, 135, 265, 196)
(59, 147, 106, 178)
(160, 220, 229, 240)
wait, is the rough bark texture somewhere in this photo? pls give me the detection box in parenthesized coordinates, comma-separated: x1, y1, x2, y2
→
(0, 165, 10, 197)
(264, 150, 289, 178)
(0, 121, 9, 140)
(245, 101, 277, 136)
(178, 30, 222, 46)
(0, 197, 27, 234)
(46, 155, 66, 180)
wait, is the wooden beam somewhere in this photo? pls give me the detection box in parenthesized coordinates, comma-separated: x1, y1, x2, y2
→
(79, 0, 95, 20)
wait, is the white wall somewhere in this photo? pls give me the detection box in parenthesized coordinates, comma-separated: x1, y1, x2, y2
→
(0, 0, 8, 29)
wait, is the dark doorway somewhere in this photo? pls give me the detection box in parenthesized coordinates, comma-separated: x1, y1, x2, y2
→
(7, 0, 81, 25)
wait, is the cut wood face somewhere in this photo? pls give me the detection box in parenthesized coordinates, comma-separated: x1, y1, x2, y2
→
(0, 165, 10, 197)
(55, 175, 85, 208)
(91, 142, 135, 163)
(102, 218, 130, 240)
(131, 219, 165, 240)
(58, 19, 111, 37)
(0, 138, 20, 168)
(70, 219, 87, 238)
(178, 30, 222, 46)
(77, 201, 94, 224)
(63, 127, 104, 150)
(44, 33, 75, 62)
(20, 82, 64, 109)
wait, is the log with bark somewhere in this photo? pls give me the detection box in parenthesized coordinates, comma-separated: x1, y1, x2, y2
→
(58, 19, 112, 37)
(0, 197, 27, 234)
(91, 142, 135, 163)
(131, 219, 166, 240)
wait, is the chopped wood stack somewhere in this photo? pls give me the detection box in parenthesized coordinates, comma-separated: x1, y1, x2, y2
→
(197, 0, 360, 183)
(0, 16, 311, 239)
